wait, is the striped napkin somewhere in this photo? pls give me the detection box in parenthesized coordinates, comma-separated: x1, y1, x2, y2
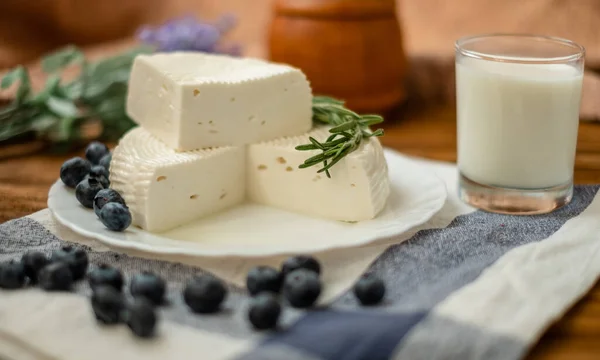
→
(1, 158, 599, 360)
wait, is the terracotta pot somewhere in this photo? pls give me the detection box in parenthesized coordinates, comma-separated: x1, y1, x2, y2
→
(268, 0, 407, 113)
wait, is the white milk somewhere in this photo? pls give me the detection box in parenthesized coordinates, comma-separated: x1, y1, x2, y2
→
(456, 58, 583, 189)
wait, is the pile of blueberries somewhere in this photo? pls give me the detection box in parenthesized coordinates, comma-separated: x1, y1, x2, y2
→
(59, 141, 131, 232)
(244, 255, 386, 330)
(0, 248, 386, 337)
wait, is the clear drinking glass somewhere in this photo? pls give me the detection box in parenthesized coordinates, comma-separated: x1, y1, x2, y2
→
(455, 34, 585, 214)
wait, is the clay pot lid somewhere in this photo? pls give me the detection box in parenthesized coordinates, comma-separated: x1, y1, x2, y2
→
(274, 0, 396, 19)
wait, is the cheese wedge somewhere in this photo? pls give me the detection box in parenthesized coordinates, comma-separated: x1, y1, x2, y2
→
(109, 127, 245, 232)
(126, 52, 313, 151)
(247, 127, 390, 221)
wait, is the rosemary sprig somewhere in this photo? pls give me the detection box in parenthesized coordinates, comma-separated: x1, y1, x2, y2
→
(296, 96, 384, 178)
(0, 45, 152, 148)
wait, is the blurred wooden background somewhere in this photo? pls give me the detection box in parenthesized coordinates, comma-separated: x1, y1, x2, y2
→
(1, 0, 600, 116)
(1, 0, 599, 67)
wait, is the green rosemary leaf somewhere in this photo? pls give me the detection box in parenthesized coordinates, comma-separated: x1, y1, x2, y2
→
(295, 144, 318, 151)
(367, 128, 385, 137)
(308, 136, 325, 150)
(46, 96, 79, 118)
(321, 136, 349, 149)
(303, 151, 335, 166)
(312, 96, 344, 105)
(42, 46, 84, 73)
(329, 120, 357, 133)
(317, 148, 349, 173)
(358, 115, 384, 126)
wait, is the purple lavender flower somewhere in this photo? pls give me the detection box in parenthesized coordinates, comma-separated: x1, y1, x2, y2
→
(136, 14, 241, 55)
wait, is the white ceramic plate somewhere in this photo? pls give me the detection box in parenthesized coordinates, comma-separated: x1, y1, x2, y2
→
(48, 150, 447, 257)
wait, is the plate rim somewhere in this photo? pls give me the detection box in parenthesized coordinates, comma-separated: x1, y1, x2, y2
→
(48, 150, 448, 257)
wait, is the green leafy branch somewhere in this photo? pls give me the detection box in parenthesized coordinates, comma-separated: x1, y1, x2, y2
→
(296, 96, 384, 178)
(0, 45, 152, 148)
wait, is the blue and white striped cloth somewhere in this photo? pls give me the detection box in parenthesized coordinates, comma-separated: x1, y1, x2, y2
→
(1, 158, 599, 360)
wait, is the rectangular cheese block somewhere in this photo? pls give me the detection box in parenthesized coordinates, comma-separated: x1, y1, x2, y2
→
(126, 52, 313, 151)
(247, 127, 390, 221)
(109, 127, 245, 232)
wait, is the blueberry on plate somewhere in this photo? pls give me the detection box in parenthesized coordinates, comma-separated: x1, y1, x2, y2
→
(88, 264, 124, 292)
(51, 245, 89, 280)
(0, 260, 27, 289)
(281, 255, 321, 276)
(99, 153, 112, 171)
(21, 251, 49, 284)
(85, 141, 109, 165)
(183, 274, 227, 313)
(93, 189, 126, 218)
(38, 262, 73, 291)
(353, 274, 385, 306)
(88, 165, 110, 188)
(89, 165, 109, 180)
(248, 293, 281, 330)
(76, 177, 104, 209)
(99, 202, 131, 231)
(130, 271, 166, 305)
(91, 285, 125, 325)
(246, 266, 283, 296)
(60, 157, 91, 188)
(125, 298, 157, 338)
(282, 269, 321, 308)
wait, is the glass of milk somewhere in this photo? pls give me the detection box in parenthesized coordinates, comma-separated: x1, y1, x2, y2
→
(456, 34, 585, 214)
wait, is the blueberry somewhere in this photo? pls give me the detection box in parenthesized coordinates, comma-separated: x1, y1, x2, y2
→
(88, 264, 124, 292)
(0, 260, 26, 289)
(21, 251, 49, 284)
(91, 285, 125, 324)
(93, 189, 126, 218)
(246, 266, 283, 296)
(281, 255, 321, 276)
(125, 298, 157, 338)
(89, 165, 110, 188)
(51, 245, 89, 280)
(248, 293, 281, 330)
(99, 202, 131, 231)
(282, 269, 321, 308)
(99, 153, 112, 171)
(89, 165, 109, 180)
(60, 157, 91, 188)
(183, 274, 227, 313)
(130, 271, 166, 305)
(353, 274, 385, 306)
(85, 141, 109, 165)
(75, 177, 104, 209)
(38, 262, 73, 291)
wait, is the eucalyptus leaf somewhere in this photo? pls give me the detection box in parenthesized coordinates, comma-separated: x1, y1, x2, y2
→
(1, 66, 31, 104)
(42, 46, 84, 73)
(30, 114, 58, 132)
(49, 116, 78, 142)
(0, 44, 149, 149)
(46, 96, 79, 118)
(1, 66, 26, 89)
(31, 75, 61, 105)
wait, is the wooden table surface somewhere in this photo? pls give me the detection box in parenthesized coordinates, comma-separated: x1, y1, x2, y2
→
(1, 105, 599, 359)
